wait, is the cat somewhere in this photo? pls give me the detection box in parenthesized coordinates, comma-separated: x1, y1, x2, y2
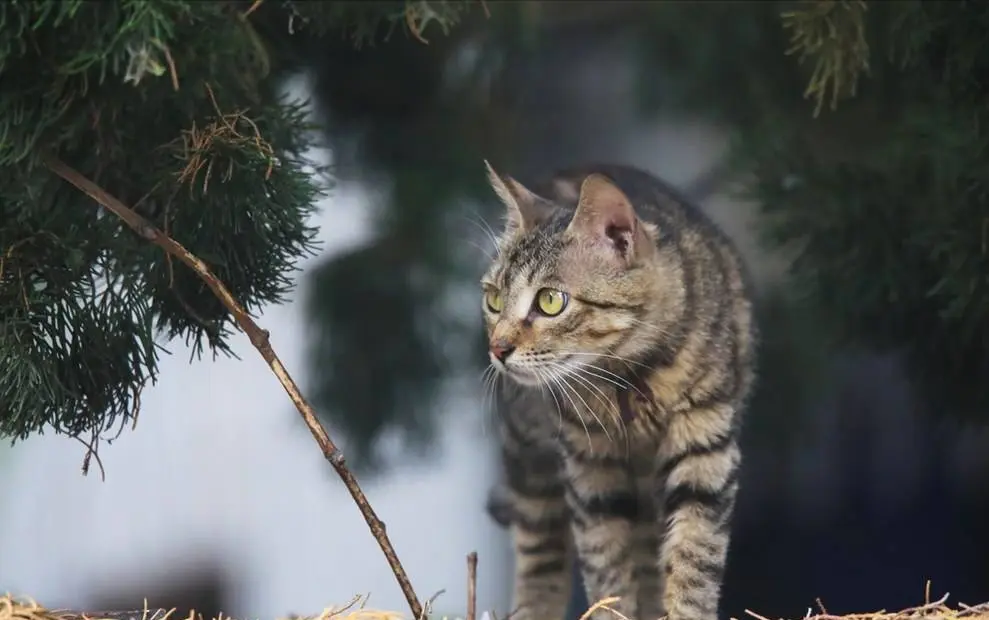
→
(479, 161, 757, 620)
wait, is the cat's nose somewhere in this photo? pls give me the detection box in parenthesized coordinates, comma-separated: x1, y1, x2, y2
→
(489, 340, 516, 363)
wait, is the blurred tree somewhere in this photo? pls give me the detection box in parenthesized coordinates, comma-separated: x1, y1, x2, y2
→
(631, 0, 989, 417)
(0, 0, 479, 448)
(10, 0, 986, 480)
(297, 0, 989, 473)
(294, 1, 831, 472)
(292, 3, 536, 471)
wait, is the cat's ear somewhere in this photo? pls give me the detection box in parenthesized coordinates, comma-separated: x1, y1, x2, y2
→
(567, 173, 651, 264)
(484, 160, 554, 234)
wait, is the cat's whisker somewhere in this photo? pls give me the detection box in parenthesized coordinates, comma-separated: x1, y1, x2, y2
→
(483, 366, 505, 425)
(547, 360, 616, 419)
(547, 370, 594, 454)
(568, 370, 616, 415)
(478, 366, 490, 417)
(555, 350, 646, 386)
(561, 368, 624, 442)
(530, 365, 551, 394)
(532, 366, 566, 437)
(566, 360, 634, 390)
(555, 350, 653, 372)
(480, 365, 495, 409)
(459, 210, 503, 257)
(479, 364, 500, 437)
(538, 366, 567, 436)
(568, 360, 649, 403)
(465, 238, 496, 261)
(626, 317, 675, 339)
(474, 212, 503, 254)
(549, 364, 614, 444)
(565, 364, 634, 441)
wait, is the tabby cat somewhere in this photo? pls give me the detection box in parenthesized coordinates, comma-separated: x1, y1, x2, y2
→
(479, 162, 757, 620)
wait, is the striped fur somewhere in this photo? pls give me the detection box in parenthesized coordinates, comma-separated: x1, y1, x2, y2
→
(479, 163, 757, 620)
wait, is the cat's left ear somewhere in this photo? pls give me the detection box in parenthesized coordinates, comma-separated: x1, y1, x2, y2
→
(484, 160, 555, 235)
(567, 173, 653, 265)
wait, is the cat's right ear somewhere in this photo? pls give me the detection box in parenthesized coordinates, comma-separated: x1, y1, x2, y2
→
(484, 160, 553, 235)
(567, 173, 655, 266)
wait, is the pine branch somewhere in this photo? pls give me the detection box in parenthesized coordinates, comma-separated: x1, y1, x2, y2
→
(781, 0, 871, 116)
(40, 153, 424, 620)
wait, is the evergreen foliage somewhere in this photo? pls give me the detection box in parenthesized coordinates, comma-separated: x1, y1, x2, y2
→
(6, 0, 989, 474)
(0, 0, 473, 445)
(295, 7, 518, 470)
(300, 0, 989, 471)
(632, 0, 989, 417)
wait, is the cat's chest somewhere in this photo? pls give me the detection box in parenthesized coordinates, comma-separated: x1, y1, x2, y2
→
(553, 378, 669, 443)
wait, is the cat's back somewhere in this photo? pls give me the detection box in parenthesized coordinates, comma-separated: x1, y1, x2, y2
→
(537, 163, 750, 285)
(536, 163, 709, 225)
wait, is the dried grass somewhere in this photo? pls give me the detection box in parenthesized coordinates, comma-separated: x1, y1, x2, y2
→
(0, 595, 403, 620)
(736, 584, 989, 620)
(4, 587, 989, 620)
(573, 585, 989, 620)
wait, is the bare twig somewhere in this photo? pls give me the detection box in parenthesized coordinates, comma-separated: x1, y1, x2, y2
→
(242, 0, 265, 18)
(41, 152, 424, 620)
(467, 552, 478, 620)
(74, 431, 106, 481)
(578, 597, 625, 620)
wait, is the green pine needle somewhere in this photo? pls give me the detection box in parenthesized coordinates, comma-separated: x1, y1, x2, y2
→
(781, 0, 871, 117)
(0, 0, 472, 447)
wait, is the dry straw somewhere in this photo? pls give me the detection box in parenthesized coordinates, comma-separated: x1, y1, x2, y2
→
(572, 583, 989, 620)
(0, 595, 403, 620)
(735, 584, 989, 620)
(569, 585, 989, 620)
(740, 596, 989, 620)
(4, 586, 989, 620)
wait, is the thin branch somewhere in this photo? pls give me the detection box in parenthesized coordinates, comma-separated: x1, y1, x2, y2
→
(74, 432, 106, 482)
(41, 152, 424, 620)
(467, 552, 478, 620)
(241, 0, 265, 18)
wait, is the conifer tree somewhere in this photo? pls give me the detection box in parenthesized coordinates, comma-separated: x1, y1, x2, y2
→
(0, 0, 475, 448)
(8, 0, 988, 476)
(300, 0, 989, 471)
(633, 0, 989, 416)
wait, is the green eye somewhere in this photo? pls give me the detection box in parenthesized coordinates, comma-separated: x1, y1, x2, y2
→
(485, 289, 504, 313)
(536, 288, 568, 316)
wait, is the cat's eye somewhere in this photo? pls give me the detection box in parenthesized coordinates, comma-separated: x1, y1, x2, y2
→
(535, 288, 568, 316)
(485, 289, 504, 313)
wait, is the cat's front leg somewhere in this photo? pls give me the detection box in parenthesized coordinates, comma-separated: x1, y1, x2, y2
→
(632, 511, 664, 620)
(658, 403, 740, 620)
(499, 444, 574, 620)
(508, 497, 574, 620)
(563, 452, 640, 620)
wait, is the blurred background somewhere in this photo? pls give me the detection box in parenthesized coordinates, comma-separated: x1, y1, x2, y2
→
(3, 2, 989, 619)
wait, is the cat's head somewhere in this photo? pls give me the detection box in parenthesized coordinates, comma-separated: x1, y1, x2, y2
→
(480, 162, 684, 387)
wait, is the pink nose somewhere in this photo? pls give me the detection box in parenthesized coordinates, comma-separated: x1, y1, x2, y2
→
(490, 340, 515, 363)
